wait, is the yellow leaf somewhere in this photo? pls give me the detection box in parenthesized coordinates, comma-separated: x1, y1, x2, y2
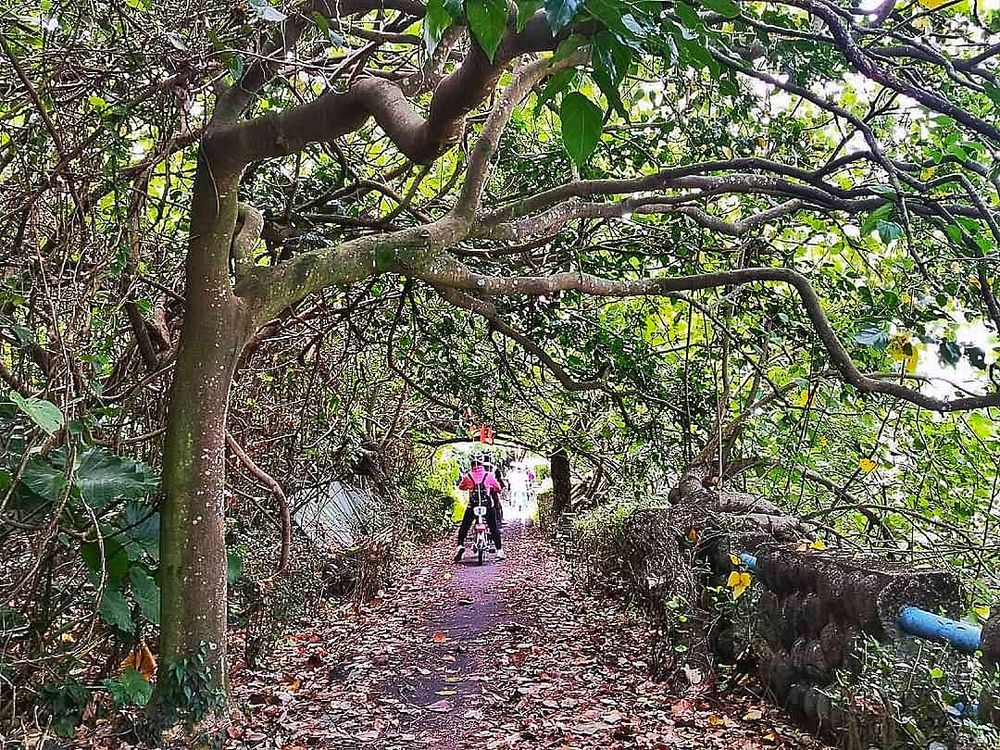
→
(728, 571, 752, 599)
(809, 539, 827, 551)
(120, 641, 156, 681)
(793, 389, 811, 407)
(729, 553, 740, 566)
(904, 343, 920, 373)
(974, 605, 991, 620)
(918, 0, 951, 7)
(859, 458, 877, 473)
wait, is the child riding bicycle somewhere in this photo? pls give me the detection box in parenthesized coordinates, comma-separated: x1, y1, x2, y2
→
(454, 454, 505, 562)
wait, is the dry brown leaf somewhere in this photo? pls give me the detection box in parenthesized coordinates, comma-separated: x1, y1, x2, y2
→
(119, 640, 156, 681)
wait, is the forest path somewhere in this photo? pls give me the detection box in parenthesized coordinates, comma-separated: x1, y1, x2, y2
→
(226, 524, 822, 750)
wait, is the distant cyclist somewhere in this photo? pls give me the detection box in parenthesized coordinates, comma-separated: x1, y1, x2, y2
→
(454, 455, 505, 562)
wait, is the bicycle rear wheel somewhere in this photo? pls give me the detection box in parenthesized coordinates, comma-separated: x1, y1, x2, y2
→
(477, 549, 484, 565)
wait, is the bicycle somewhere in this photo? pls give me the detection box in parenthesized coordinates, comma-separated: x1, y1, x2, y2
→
(469, 500, 494, 565)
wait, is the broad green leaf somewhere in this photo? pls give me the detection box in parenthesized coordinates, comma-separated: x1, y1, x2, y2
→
(82, 537, 131, 583)
(10, 391, 63, 435)
(861, 203, 894, 236)
(591, 31, 631, 117)
(560, 92, 603, 165)
(123, 502, 160, 561)
(876, 219, 903, 244)
(466, 0, 508, 61)
(128, 566, 160, 625)
(585, 0, 647, 48)
(968, 412, 995, 440)
(74, 449, 158, 509)
(21, 457, 68, 502)
(675, 1, 703, 30)
(105, 667, 153, 707)
(99, 587, 134, 633)
(545, 0, 584, 32)
(699, 0, 739, 18)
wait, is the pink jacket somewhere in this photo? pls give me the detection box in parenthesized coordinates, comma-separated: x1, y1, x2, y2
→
(458, 467, 501, 492)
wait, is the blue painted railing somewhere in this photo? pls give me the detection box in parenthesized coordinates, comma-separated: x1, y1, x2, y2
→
(735, 553, 983, 652)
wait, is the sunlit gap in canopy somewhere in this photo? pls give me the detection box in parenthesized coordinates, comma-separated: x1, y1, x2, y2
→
(434, 442, 550, 523)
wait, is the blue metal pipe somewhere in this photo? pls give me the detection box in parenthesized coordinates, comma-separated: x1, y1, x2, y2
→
(733, 552, 982, 652)
(898, 606, 982, 653)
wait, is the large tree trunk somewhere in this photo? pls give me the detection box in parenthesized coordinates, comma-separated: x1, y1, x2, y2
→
(158, 161, 251, 687)
(550, 447, 571, 518)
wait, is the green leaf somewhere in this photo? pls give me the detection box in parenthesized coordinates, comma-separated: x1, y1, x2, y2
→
(227, 552, 244, 585)
(466, 0, 508, 61)
(985, 84, 1000, 107)
(99, 587, 134, 633)
(544, 0, 584, 32)
(122, 502, 160, 561)
(560, 92, 603, 166)
(876, 219, 903, 244)
(82, 537, 131, 583)
(128, 566, 160, 625)
(424, 0, 461, 50)
(21, 457, 68, 502)
(585, 0, 647, 48)
(861, 203, 893, 236)
(74, 449, 158, 509)
(105, 667, 153, 707)
(968, 412, 995, 441)
(10, 391, 63, 435)
(675, 1, 703, 30)
(698, 0, 739, 17)
(591, 31, 631, 117)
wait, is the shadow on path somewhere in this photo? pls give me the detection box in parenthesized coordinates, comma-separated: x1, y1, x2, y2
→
(391, 525, 529, 748)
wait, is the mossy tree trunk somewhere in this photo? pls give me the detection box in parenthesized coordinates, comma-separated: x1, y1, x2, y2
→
(158, 159, 252, 685)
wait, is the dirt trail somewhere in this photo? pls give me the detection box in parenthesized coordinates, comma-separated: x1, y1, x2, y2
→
(223, 524, 823, 750)
(391, 528, 512, 747)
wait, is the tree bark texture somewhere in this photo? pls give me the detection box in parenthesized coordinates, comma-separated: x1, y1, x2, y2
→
(158, 160, 252, 685)
(550, 448, 571, 518)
